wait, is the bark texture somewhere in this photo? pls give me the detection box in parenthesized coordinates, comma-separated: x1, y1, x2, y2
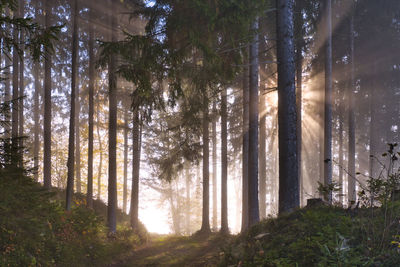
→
(348, 12, 356, 205)
(212, 101, 217, 230)
(276, 0, 299, 214)
(66, 0, 78, 211)
(248, 18, 260, 227)
(200, 94, 210, 234)
(43, 0, 52, 189)
(241, 66, 249, 232)
(107, 5, 118, 233)
(324, 0, 333, 202)
(87, 12, 94, 208)
(221, 87, 228, 233)
(130, 111, 141, 229)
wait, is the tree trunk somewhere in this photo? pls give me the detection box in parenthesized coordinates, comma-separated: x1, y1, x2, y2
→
(324, 0, 333, 202)
(338, 87, 344, 205)
(248, 18, 260, 227)
(108, 5, 118, 233)
(200, 93, 210, 234)
(212, 101, 217, 231)
(295, 0, 303, 206)
(369, 63, 377, 179)
(4, 28, 11, 137)
(75, 78, 81, 193)
(87, 10, 94, 208)
(96, 93, 103, 200)
(276, 0, 299, 214)
(241, 65, 249, 232)
(33, 2, 40, 182)
(66, 0, 78, 211)
(123, 107, 128, 214)
(348, 12, 356, 205)
(258, 26, 267, 219)
(12, 5, 19, 155)
(220, 87, 228, 233)
(185, 164, 190, 235)
(75, 59, 82, 193)
(130, 110, 140, 229)
(43, 0, 52, 189)
(18, 0, 24, 156)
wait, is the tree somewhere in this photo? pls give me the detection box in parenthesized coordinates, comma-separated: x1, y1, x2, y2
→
(33, 2, 40, 182)
(123, 102, 129, 214)
(75, 74, 81, 193)
(108, 3, 118, 233)
(212, 101, 217, 230)
(43, 0, 52, 189)
(87, 7, 95, 208)
(199, 92, 211, 234)
(324, 0, 333, 202)
(241, 66, 249, 232)
(11, 2, 19, 152)
(130, 110, 141, 229)
(294, 0, 304, 206)
(258, 27, 267, 219)
(276, 0, 299, 214)
(248, 17, 260, 227)
(18, 0, 24, 155)
(220, 87, 228, 233)
(66, 0, 78, 211)
(348, 7, 356, 205)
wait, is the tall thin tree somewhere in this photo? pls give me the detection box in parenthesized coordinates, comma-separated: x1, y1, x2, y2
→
(276, 0, 299, 214)
(258, 24, 267, 219)
(324, 0, 333, 202)
(33, 1, 40, 181)
(212, 101, 217, 230)
(200, 92, 211, 234)
(123, 105, 129, 213)
(220, 87, 228, 233)
(18, 0, 24, 155)
(241, 65, 249, 232)
(294, 0, 303, 206)
(108, 3, 118, 233)
(248, 17, 260, 227)
(75, 82, 81, 193)
(66, 0, 78, 211)
(11, 3, 19, 153)
(87, 8, 95, 208)
(130, 110, 140, 229)
(348, 9, 356, 205)
(43, 0, 52, 189)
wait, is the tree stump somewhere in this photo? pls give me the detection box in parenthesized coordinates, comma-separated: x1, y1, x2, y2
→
(306, 198, 324, 208)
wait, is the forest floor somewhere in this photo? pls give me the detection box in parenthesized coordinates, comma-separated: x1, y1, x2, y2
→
(110, 233, 231, 267)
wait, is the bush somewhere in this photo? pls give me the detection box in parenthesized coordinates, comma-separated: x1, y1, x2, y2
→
(0, 171, 142, 266)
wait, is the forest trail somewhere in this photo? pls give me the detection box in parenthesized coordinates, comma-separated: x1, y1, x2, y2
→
(110, 233, 230, 267)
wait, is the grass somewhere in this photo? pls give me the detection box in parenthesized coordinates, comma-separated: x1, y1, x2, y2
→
(0, 168, 144, 267)
(221, 204, 400, 266)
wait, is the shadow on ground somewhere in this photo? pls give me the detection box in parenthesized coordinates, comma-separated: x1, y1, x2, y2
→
(110, 233, 231, 267)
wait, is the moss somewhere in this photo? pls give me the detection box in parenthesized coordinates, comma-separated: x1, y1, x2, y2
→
(222, 206, 400, 266)
(0, 170, 144, 266)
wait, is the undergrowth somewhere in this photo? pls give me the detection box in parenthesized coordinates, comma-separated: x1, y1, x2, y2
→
(221, 145, 400, 267)
(0, 168, 144, 267)
(221, 205, 400, 266)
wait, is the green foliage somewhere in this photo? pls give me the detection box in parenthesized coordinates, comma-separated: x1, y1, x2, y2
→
(221, 205, 400, 266)
(317, 181, 342, 201)
(0, 173, 142, 266)
(0, 0, 62, 64)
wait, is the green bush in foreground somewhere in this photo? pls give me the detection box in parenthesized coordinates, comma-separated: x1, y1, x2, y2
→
(221, 206, 400, 266)
(0, 170, 142, 267)
(222, 144, 400, 267)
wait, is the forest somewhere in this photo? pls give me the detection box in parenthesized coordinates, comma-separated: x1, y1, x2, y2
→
(1, 0, 400, 266)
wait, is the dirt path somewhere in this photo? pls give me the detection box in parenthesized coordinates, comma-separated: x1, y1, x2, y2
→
(110, 233, 231, 267)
